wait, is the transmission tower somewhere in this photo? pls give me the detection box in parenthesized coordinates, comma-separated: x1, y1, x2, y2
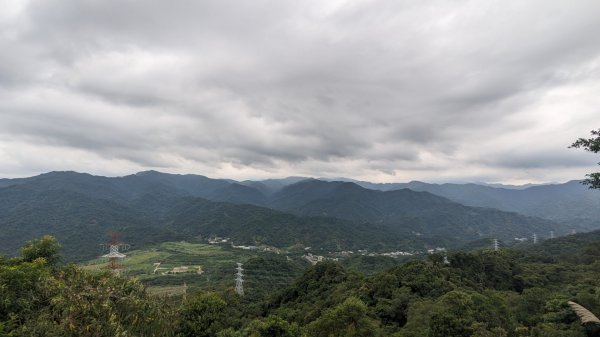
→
(532, 233, 538, 244)
(235, 263, 244, 296)
(493, 238, 499, 252)
(101, 232, 129, 274)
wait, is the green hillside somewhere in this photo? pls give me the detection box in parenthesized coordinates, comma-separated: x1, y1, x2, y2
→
(271, 180, 566, 242)
(0, 180, 410, 261)
(165, 197, 410, 251)
(0, 186, 184, 261)
(359, 180, 600, 230)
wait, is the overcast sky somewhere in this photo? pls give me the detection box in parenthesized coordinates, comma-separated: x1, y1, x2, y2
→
(0, 0, 599, 183)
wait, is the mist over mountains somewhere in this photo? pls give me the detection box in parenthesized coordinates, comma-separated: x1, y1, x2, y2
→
(0, 170, 595, 261)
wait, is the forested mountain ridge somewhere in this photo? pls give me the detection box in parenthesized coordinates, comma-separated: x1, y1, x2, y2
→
(161, 197, 405, 251)
(0, 171, 575, 260)
(0, 184, 186, 261)
(0, 181, 407, 260)
(269, 179, 565, 242)
(351, 179, 600, 230)
(2, 171, 596, 231)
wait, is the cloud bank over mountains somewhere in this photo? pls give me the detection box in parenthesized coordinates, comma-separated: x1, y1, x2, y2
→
(0, 0, 599, 183)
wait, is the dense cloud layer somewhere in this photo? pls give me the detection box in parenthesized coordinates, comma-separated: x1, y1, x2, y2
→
(0, 0, 599, 183)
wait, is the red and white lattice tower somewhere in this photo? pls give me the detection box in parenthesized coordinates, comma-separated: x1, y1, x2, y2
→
(101, 233, 129, 273)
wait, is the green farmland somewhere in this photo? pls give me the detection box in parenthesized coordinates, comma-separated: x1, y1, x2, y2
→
(83, 241, 308, 297)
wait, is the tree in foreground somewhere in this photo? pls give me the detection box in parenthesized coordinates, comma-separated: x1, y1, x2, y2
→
(179, 292, 228, 337)
(571, 129, 600, 189)
(1, 235, 178, 337)
(306, 297, 381, 337)
(21, 235, 62, 266)
(246, 315, 302, 337)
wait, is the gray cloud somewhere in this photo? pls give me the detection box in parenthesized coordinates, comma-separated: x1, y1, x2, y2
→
(0, 0, 599, 183)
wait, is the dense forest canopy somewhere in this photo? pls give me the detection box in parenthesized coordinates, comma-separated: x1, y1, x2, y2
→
(3, 235, 600, 336)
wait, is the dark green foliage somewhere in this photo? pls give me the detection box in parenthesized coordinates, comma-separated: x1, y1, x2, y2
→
(0, 258, 49, 327)
(0, 174, 404, 261)
(242, 255, 306, 301)
(518, 229, 600, 263)
(341, 255, 400, 276)
(270, 261, 354, 324)
(447, 250, 519, 290)
(571, 129, 600, 189)
(245, 316, 302, 337)
(305, 297, 381, 337)
(0, 240, 179, 336)
(362, 179, 600, 231)
(0, 171, 573, 262)
(26, 266, 178, 337)
(6, 228, 600, 337)
(390, 260, 453, 297)
(166, 197, 403, 251)
(21, 235, 62, 266)
(0, 185, 184, 261)
(179, 292, 228, 337)
(270, 180, 563, 244)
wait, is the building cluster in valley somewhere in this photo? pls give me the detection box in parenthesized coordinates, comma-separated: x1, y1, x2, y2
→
(206, 234, 449, 267)
(303, 253, 325, 265)
(208, 236, 282, 253)
(208, 236, 230, 244)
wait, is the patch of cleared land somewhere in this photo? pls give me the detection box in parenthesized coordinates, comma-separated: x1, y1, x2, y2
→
(83, 241, 296, 296)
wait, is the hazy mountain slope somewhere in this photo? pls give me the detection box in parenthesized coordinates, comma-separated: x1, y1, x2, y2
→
(130, 170, 231, 198)
(268, 180, 565, 242)
(0, 184, 184, 261)
(0, 171, 268, 207)
(0, 175, 409, 260)
(0, 176, 30, 188)
(240, 177, 309, 195)
(268, 179, 348, 211)
(164, 197, 407, 251)
(517, 229, 600, 259)
(129, 171, 271, 206)
(0, 171, 191, 205)
(358, 180, 600, 230)
(6, 171, 596, 231)
(207, 183, 268, 206)
(0, 171, 586, 260)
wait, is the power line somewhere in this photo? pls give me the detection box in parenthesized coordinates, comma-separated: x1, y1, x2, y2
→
(100, 232, 129, 274)
(235, 263, 244, 296)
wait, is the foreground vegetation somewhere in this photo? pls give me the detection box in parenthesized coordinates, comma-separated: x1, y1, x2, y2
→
(2, 235, 600, 336)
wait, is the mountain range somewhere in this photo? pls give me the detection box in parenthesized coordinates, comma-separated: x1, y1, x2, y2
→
(0, 170, 593, 260)
(347, 179, 600, 229)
